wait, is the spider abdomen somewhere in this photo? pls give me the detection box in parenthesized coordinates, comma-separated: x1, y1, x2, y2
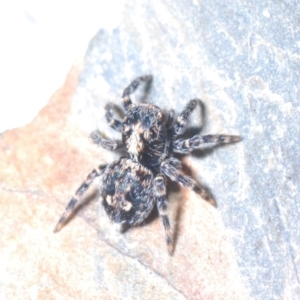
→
(101, 158, 155, 229)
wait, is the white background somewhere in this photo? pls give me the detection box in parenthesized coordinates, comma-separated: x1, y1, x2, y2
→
(0, 0, 124, 132)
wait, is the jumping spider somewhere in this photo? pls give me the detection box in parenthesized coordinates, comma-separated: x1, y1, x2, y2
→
(54, 75, 240, 255)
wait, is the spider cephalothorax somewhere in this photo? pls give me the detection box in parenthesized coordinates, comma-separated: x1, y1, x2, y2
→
(54, 76, 240, 255)
(122, 102, 170, 167)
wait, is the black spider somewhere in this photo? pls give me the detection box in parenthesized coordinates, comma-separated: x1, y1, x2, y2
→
(54, 76, 240, 255)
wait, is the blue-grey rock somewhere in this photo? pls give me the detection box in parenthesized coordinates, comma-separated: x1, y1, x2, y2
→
(73, 1, 300, 299)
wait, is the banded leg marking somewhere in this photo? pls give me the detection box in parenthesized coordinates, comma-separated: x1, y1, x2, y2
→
(154, 174, 173, 255)
(90, 130, 121, 151)
(171, 99, 198, 137)
(105, 103, 122, 132)
(53, 165, 106, 232)
(122, 75, 152, 110)
(173, 134, 241, 154)
(161, 161, 212, 202)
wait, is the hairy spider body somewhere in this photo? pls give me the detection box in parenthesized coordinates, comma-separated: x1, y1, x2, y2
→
(54, 75, 240, 255)
(122, 103, 170, 168)
(101, 158, 155, 227)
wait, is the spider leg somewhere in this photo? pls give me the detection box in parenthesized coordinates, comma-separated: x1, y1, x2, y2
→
(53, 165, 107, 232)
(154, 174, 173, 255)
(122, 75, 152, 110)
(90, 130, 122, 151)
(173, 134, 241, 154)
(165, 109, 175, 129)
(170, 99, 198, 137)
(105, 103, 122, 132)
(161, 159, 213, 203)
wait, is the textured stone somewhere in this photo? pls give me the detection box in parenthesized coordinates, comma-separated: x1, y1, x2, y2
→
(71, 1, 300, 299)
(0, 65, 247, 299)
(1, 1, 299, 299)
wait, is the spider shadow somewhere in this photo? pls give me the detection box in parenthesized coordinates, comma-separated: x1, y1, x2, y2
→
(168, 98, 236, 254)
(169, 156, 218, 255)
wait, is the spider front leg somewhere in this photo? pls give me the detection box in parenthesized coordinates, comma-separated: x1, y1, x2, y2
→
(154, 174, 173, 255)
(105, 103, 122, 132)
(90, 130, 122, 151)
(53, 164, 107, 232)
(173, 134, 241, 154)
(161, 158, 213, 204)
(122, 75, 152, 110)
(170, 99, 199, 137)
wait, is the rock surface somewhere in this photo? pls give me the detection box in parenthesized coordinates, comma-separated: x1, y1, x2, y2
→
(1, 1, 300, 299)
